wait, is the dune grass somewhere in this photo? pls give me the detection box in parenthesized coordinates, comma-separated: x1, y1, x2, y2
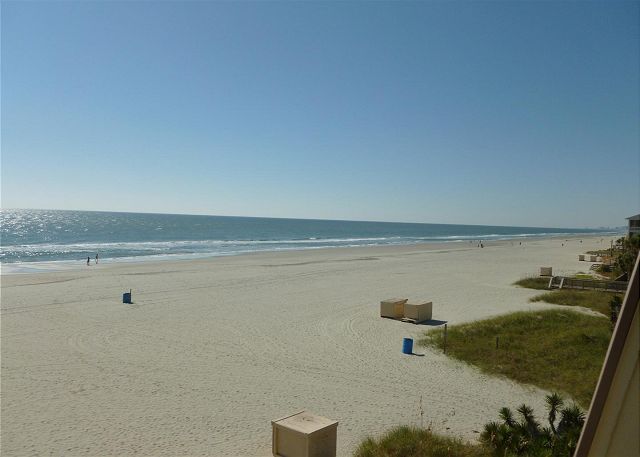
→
(354, 426, 489, 457)
(573, 274, 594, 279)
(529, 289, 622, 315)
(419, 310, 610, 407)
(514, 276, 623, 315)
(513, 277, 550, 290)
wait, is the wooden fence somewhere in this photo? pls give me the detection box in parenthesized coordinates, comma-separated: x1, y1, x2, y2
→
(548, 276, 628, 292)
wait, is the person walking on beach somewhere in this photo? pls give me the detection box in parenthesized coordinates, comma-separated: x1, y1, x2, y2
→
(95, 253, 99, 264)
(87, 256, 91, 266)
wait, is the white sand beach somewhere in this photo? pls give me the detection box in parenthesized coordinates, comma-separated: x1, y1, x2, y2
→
(1, 236, 615, 456)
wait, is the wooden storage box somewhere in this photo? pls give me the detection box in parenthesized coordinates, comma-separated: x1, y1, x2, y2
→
(272, 411, 338, 457)
(403, 302, 432, 323)
(380, 298, 407, 319)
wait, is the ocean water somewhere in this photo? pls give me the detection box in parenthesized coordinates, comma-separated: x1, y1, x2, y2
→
(0, 209, 615, 271)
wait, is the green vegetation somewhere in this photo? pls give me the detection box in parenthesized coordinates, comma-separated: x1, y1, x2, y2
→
(354, 426, 489, 457)
(481, 393, 585, 457)
(513, 277, 549, 290)
(514, 275, 623, 315)
(573, 274, 593, 279)
(529, 289, 622, 316)
(613, 234, 640, 278)
(354, 393, 586, 457)
(587, 234, 640, 279)
(420, 310, 610, 407)
(595, 264, 615, 278)
(585, 249, 611, 256)
(609, 295, 623, 330)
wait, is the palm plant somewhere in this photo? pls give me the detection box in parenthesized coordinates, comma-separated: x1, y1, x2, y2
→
(555, 404, 586, 456)
(545, 393, 563, 434)
(481, 393, 585, 457)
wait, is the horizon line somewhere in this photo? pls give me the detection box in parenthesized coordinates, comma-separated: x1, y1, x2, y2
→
(1, 207, 625, 232)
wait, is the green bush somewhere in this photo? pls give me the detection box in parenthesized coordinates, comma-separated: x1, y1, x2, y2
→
(481, 393, 585, 457)
(613, 234, 639, 277)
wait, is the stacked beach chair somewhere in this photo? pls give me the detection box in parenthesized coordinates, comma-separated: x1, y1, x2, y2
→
(380, 298, 432, 324)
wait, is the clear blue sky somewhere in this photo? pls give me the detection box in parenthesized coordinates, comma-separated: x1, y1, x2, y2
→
(2, 1, 639, 228)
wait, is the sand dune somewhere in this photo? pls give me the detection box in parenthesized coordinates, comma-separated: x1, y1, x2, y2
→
(1, 236, 614, 456)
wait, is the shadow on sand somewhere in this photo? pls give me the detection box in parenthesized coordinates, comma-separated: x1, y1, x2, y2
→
(415, 319, 448, 326)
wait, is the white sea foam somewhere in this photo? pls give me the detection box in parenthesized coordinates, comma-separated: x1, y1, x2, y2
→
(1, 208, 621, 268)
(0, 230, 615, 263)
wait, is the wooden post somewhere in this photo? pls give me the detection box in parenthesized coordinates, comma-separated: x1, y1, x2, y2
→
(443, 324, 448, 354)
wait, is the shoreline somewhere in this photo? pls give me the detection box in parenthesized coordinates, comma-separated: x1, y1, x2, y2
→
(0, 235, 617, 456)
(0, 232, 618, 276)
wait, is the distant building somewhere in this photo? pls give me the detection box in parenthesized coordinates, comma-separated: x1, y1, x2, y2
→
(627, 214, 640, 235)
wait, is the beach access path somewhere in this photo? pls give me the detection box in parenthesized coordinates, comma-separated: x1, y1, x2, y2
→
(0, 236, 612, 456)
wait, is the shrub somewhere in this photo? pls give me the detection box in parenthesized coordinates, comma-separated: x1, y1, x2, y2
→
(481, 393, 585, 457)
(613, 234, 640, 278)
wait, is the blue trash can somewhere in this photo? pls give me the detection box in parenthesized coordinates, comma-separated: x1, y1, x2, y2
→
(123, 292, 132, 304)
(402, 337, 413, 354)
